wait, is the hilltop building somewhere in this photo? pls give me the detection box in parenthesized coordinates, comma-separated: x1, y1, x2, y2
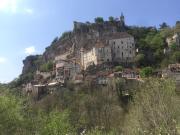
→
(55, 57, 81, 81)
(81, 41, 112, 70)
(109, 32, 135, 63)
(81, 32, 135, 69)
(73, 13, 126, 34)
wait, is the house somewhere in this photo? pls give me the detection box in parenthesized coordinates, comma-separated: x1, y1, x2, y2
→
(121, 69, 139, 79)
(162, 64, 180, 93)
(24, 83, 47, 99)
(109, 32, 136, 64)
(81, 41, 112, 70)
(81, 32, 136, 70)
(55, 58, 81, 81)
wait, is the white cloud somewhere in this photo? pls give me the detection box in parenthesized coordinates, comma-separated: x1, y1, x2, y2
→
(0, 0, 18, 13)
(24, 8, 33, 15)
(0, 0, 34, 15)
(0, 57, 7, 64)
(25, 46, 36, 55)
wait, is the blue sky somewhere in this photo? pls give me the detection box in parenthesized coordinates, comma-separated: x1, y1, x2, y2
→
(0, 0, 180, 82)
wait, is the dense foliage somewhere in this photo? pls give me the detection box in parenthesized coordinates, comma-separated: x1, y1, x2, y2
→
(0, 78, 179, 135)
(39, 61, 54, 72)
(128, 23, 180, 68)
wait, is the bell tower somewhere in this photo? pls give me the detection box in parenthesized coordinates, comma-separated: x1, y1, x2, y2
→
(120, 13, 125, 26)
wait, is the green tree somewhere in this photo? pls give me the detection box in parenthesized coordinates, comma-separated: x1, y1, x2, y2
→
(170, 42, 177, 51)
(172, 51, 180, 63)
(140, 67, 154, 77)
(159, 22, 169, 29)
(108, 16, 114, 22)
(135, 54, 145, 67)
(150, 33, 164, 50)
(40, 111, 74, 135)
(114, 65, 123, 72)
(124, 79, 180, 134)
(0, 90, 24, 135)
(95, 17, 104, 24)
(160, 27, 174, 38)
(51, 37, 59, 45)
(40, 61, 54, 72)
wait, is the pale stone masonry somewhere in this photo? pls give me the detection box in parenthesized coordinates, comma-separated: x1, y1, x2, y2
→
(81, 32, 135, 69)
(109, 32, 135, 63)
(81, 42, 112, 70)
(166, 33, 180, 47)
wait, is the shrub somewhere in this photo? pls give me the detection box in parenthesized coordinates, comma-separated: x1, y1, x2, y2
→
(95, 17, 104, 24)
(172, 51, 180, 63)
(124, 79, 180, 134)
(140, 67, 153, 77)
(40, 61, 54, 72)
(135, 54, 145, 67)
(40, 110, 74, 135)
(114, 66, 123, 72)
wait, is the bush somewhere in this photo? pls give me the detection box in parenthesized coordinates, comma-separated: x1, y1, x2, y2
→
(135, 54, 145, 67)
(124, 79, 180, 134)
(0, 88, 24, 135)
(40, 61, 54, 72)
(40, 111, 74, 135)
(109, 16, 114, 22)
(140, 67, 153, 77)
(95, 17, 104, 24)
(114, 66, 123, 72)
(172, 51, 180, 63)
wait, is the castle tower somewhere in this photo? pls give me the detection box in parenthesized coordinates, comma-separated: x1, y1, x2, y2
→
(120, 13, 125, 26)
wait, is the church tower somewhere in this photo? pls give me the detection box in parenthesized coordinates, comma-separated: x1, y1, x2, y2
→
(120, 13, 125, 26)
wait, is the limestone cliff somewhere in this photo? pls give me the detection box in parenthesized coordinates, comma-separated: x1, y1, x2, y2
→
(21, 16, 127, 82)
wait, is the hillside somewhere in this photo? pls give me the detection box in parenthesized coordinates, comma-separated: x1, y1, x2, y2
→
(12, 16, 180, 87)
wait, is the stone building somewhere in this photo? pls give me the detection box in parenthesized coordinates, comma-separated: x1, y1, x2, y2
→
(81, 41, 112, 70)
(81, 32, 135, 69)
(109, 32, 136, 64)
(55, 58, 81, 81)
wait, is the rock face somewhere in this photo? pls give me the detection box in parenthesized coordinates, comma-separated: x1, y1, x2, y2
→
(21, 15, 127, 81)
(42, 15, 127, 61)
(22, 55, 42, 74)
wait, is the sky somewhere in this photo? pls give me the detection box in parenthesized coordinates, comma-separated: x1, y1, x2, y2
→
(0, 0, 180, 83)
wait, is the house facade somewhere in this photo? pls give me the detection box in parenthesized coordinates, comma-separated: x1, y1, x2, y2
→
(109, 32, 135, 64)
(55, 58, 81, 81)
(81, 42, 112, 70)
(81, 32, 135, 70)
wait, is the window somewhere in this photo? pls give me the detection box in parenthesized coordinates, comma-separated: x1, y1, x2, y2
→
(121, 41, 123, 44)
(122, 52, 123, 58)
(114, 41, 115, 45)
(118, 46, 119, 48)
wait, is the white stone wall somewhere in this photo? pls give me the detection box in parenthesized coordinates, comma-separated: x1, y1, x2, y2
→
(81, 46, 112, 69)
(81, 35, 135, 70)
(81, 48, 97, 69)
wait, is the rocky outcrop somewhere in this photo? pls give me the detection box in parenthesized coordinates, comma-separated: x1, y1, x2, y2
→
(22, 55, 42, 74)
(21, 16, 128, 83)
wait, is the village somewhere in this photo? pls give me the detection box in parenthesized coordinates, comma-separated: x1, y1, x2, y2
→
(24, 15, 180, 99)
